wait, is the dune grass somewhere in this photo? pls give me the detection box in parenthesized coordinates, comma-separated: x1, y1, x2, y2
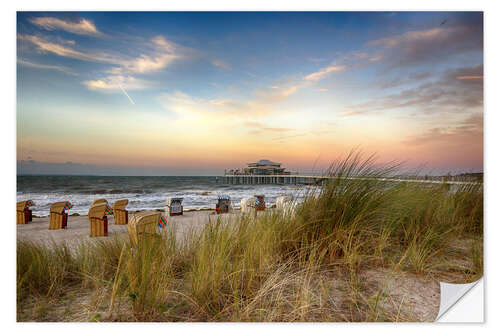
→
(17, 152, 483, 322)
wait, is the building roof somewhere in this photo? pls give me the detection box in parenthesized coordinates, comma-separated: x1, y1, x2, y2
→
(248, 159, 281, 167)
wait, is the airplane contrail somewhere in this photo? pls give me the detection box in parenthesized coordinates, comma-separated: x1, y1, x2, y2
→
(118, 83, 135, 105)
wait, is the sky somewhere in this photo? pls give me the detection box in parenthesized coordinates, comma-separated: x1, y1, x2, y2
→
(16, 12, 483, 176)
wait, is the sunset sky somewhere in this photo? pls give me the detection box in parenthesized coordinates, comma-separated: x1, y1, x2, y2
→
(16, 12, 483, 176)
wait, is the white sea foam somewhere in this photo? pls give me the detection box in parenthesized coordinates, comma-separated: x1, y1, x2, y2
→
(17, 179, 315, 217)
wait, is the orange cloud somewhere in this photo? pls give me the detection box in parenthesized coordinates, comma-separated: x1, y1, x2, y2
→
(456, 75, 483, 80)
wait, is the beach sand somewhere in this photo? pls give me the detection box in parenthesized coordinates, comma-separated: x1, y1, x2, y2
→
(17, 209, 242, 247)
(16, 208, 444, 322)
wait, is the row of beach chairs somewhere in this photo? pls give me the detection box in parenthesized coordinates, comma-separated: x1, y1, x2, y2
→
(17, 195, 296, 243)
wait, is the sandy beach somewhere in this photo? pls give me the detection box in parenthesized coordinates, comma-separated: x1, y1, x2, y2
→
(17, 209, 242, 247)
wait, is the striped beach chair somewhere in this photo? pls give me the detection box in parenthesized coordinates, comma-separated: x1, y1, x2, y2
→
(16, 200, 34, 224)
(49, 201, 72, 230)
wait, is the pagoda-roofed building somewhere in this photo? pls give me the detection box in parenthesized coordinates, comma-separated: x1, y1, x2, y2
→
(244, 159, 291, 175)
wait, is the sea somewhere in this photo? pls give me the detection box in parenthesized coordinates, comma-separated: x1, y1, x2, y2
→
(17, 175, 312, 216)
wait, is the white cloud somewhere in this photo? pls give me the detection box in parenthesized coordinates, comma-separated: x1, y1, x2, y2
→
(83, 75, 150, 91)
(114, 36, 180, 74)
(304, 64, 346, 81)
(121, 53, 177, 74)
(29, 17, 102, 36)
(19, 34, 183, 77)
(17, 58, 77, 75)
(18, 34, 100, 62)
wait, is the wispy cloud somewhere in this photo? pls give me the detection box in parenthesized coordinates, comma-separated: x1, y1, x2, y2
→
(256, 60, 348, 101)
(18, 34, 101, 62)
(18, 34, 182, 76)
(367, 20, 483, 67)
(19, 33, 185, 96)
(271, 133, 308, 142)
(304, 64, 346, 81)
(402, 113, 483, 147)
(456, 75, 483, 80)
(29, 17, 102, 36)
(83, 75, 150, 91)
(110, 36, 180, 75)
(211, 59, 231, 70)
(158, 91, 271, 119)
(341, 65, 483, 116)
(17, 58, 77, 75)
(243, 121, 294, 135)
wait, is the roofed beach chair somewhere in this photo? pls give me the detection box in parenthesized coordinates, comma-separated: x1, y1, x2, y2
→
(240, 197, 254, 213)
(128, 211, 162, 245)
(240, 195, 266, 214)
(166, 198, 183, 216)
(91, 198, 108, 206)
(276, 196, 293, 210)
(216, 195, 231, 214)
(276, 195, 298, 217)
(49, 201, 72, 230)
(17, 200, 34, 224)
(88, 203, 113, 237)
(112, 199, 129, 225)
(255, 195, 266, 211)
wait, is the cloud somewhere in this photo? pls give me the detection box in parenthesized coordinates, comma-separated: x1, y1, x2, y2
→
(18, 34, 182, 76)
(368, 19, 483, 67)
(281, 85, 299, 97)
(159, 91, 250, 117)
(83, 75, 150, 91)
(304, 64, 346, 81)
(256, 59, 348, 101)
(17, 58, 77, 75)
(372, 71, 432, 89)
(402, 112, 483, 147)
(252, 60, 347, 102)
(18, 34, 100, 61)
(157, 91, 278, 120)
(370, 28, 449, 48)
(19, 33, 185, 96)
(271, 133, 308, 142)
(456, 75, 483, 80)
(29, 17, 102, 36)
(243, 121, 294, 135)
(113, 36, 179, 74)
(119, 53, 177, 74)
(263, 15, 481, 103)
(253, 84, 305, 104)
(211, 59, 231, 70)
(343, 65, 483, 116)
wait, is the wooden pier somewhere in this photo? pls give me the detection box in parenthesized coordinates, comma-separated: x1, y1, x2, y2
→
(219, 174, 325, 185)
(217, 174, 482, 186)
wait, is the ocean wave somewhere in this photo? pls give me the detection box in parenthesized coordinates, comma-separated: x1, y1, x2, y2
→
(17, 176, 314, 217)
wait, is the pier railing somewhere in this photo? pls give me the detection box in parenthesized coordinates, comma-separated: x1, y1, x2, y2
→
(218, 174, 482, 186)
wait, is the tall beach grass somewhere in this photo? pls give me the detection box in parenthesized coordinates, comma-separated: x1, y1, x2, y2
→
(17, 152, 483, 321)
